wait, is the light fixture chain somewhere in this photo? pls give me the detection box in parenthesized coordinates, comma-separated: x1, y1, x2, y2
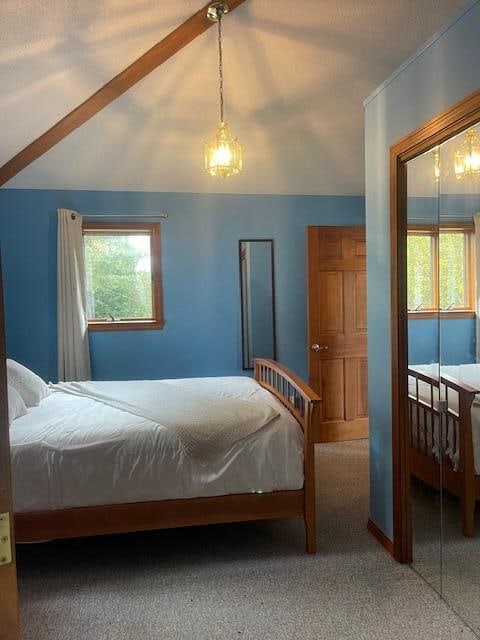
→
(205, 2, 242, 177)
(218, 15, 224, 122)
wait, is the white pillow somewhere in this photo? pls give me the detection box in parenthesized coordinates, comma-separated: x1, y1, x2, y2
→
(7, 384, 27, 424)
(6, 359, 49, 407)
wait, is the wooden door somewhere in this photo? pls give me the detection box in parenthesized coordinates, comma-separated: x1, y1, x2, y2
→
(307, 226, 368, 442)
(0, 256, 21, 640)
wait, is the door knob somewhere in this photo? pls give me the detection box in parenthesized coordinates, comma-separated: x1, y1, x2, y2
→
(310, 344, 328, 352)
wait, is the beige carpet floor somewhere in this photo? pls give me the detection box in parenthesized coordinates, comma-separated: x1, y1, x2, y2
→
(411, 476, 480, 635)
(16, 440, 478, 639)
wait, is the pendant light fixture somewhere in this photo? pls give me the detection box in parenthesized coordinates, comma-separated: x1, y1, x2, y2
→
(205, 2, 243, 178)
(455, 129, 480, 179)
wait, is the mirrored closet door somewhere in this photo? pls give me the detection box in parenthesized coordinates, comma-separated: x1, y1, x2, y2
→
(406, 120, 480, 631)
(438, 123, 480, 634)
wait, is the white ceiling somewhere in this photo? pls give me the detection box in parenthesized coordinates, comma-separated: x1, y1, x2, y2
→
(0, 0, 467, 195)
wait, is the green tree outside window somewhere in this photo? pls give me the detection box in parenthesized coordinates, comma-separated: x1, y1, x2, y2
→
(84, 234, 152, 320)
(407, 231, 470, 311)
(407, 235, 434, 310)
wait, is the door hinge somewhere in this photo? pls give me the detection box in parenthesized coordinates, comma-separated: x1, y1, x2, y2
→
(0, 513, 12, 566)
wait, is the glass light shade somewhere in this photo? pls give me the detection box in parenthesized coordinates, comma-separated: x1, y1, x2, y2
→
(454, 129, 480, 179)
(433, 148, 440, 182)
(205, 121, 243, 178)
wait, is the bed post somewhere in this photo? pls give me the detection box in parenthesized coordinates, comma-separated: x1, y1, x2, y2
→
(304, 401, 317, 553)
(458, 390, 476, 537)
(253, 358, 321, 554)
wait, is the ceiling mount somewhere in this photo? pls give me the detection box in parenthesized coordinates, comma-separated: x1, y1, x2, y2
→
(207, 2, 230, 22)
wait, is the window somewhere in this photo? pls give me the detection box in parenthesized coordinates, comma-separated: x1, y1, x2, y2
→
(83, 222, 164, 331)
(407, 223, 475, 317)
(407, 232, 435, 310)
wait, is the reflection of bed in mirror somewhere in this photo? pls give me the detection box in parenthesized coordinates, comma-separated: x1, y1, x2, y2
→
(408, 363, 480, 537)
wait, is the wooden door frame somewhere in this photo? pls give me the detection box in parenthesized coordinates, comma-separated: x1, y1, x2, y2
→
(0, 254, 20, 639)
(390, 88, 480, 563)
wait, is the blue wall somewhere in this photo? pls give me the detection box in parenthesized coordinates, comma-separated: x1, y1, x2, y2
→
(0, 189, 364, 382)
(408, 194, 480, 223)
(365, 0, 480, 539)
(408, 318, 476, 365)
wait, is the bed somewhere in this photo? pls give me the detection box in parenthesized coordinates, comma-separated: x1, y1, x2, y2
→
(408, 363, 480, 537)
(10, 359, 321, 553)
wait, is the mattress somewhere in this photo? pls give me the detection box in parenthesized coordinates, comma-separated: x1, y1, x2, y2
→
(10, 375, 304, 513)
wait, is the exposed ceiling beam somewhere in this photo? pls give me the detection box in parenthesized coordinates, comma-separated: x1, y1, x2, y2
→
(0, 0, 247, 187)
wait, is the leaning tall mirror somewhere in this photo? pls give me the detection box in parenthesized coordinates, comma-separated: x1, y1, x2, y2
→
(239, 239, 276, 369)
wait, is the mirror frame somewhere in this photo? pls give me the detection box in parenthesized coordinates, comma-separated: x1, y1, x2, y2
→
(238, 239, 277, 370)
(390, 88, 480, 563)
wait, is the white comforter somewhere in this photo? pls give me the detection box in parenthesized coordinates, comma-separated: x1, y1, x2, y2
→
(10, 376, 304, 514)
(409, 363, 480, 474)
(50, 379, 279, 463)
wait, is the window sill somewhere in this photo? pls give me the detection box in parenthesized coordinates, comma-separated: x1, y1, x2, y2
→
(88, 320, 165, 332)
(408, 310, 476, 320)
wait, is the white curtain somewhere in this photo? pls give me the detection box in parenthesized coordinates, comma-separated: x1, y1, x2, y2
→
(57, 208, 91, 381)
(474, 213, 480, 362)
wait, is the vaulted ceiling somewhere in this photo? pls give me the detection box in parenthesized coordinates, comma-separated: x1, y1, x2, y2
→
(0, 0, 467, 195)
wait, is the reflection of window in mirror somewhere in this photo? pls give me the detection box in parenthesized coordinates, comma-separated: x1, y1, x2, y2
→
(407, 222, 475, 318)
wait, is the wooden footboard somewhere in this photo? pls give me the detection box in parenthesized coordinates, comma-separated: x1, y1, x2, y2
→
(254, 358, 321, 553)
(254, 358, 321, 437)
(15, 361, 322, 553)
(408, 367, 479, 536)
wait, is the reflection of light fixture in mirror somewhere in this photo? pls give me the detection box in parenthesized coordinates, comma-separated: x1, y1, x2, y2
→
(205, 2, 243, 178)
(433, 146, 440, 182)
(455, 129, 480, 179)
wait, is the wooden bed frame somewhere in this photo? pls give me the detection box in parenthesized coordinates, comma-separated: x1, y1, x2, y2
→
(408, 367, 480, 537)
(14, 358, 321, 553)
